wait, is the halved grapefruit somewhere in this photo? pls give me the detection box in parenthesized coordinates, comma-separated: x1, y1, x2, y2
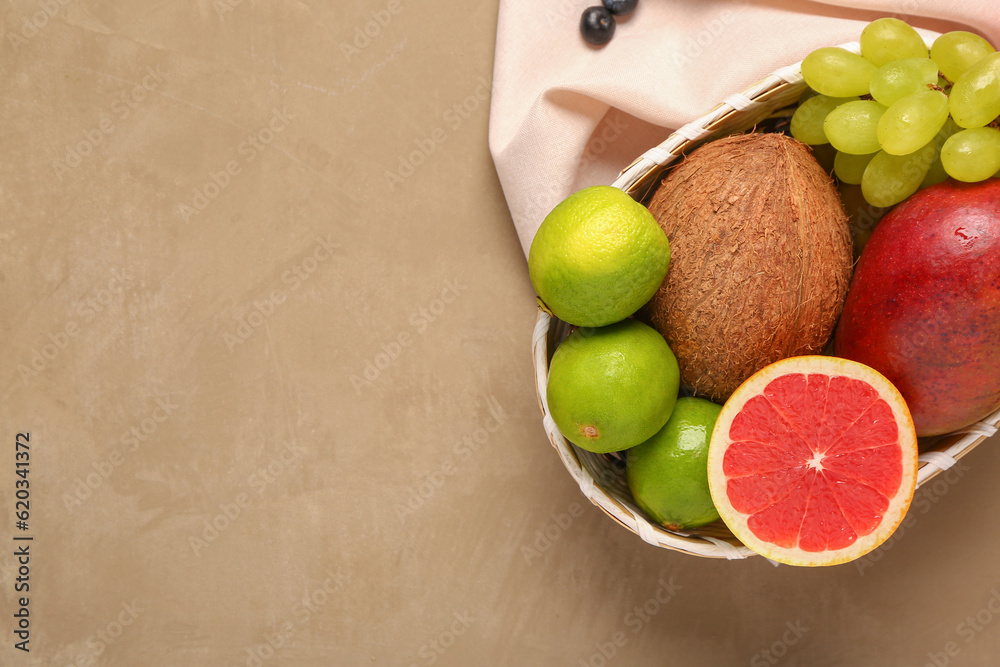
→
(707, 356, 918, 566)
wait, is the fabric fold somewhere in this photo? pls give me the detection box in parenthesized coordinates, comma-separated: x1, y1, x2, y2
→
(488, 0, 999, 258)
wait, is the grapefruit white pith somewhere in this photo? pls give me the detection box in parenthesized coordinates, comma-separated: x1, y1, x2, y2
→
(707, 356, 918, 566)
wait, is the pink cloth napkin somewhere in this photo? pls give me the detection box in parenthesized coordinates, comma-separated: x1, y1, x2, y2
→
(488, 0, 1000, 258)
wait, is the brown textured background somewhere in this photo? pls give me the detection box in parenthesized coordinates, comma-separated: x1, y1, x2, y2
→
(2, 1, 1000, 665)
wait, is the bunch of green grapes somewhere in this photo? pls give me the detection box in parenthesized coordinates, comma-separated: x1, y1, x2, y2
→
(790, 18, 1000, 207)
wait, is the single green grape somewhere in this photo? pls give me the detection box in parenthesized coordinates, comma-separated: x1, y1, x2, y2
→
(950, 52, 1000, 128)
(801, 47, 878, 97)
(861, 142, 936, 207)
(860, 18, 928, 66)
(790, 95, 858, 144)
(834, 151, 877, 184)
(930, 31, 996, 82)
(877, 90, 949, 155)
(941, 127, 1000, 182)
(870, 58, 939, 106)
(825, 100, 886, 155)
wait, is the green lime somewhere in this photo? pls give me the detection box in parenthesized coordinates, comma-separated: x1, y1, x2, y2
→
(528, 185, 670, 327)
(547, 319, 679, 453)
(626, 397, 722, 530)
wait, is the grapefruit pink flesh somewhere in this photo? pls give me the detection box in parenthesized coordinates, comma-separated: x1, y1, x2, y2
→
(708, 357, 918, 566)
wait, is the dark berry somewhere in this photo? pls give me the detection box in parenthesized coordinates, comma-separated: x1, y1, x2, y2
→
(603, 0, 638, 15)
(580, 6, 615, 46)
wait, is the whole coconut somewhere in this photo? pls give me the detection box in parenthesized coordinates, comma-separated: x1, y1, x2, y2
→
(639, 133, 853, 402)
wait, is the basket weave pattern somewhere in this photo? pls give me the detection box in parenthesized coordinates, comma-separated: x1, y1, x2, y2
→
(532, 37, 1000, 559)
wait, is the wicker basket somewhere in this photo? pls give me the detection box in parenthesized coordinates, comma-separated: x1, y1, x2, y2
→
(531, 34, 1000, 560)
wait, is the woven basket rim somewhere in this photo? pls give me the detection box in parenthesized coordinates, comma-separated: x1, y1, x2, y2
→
(532, 31, 1000, 560)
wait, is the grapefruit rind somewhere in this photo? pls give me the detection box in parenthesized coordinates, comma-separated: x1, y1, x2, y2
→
(707, 356, 918, 566)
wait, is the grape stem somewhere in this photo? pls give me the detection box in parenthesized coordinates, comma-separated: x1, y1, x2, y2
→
(928, 83, 946, 93)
